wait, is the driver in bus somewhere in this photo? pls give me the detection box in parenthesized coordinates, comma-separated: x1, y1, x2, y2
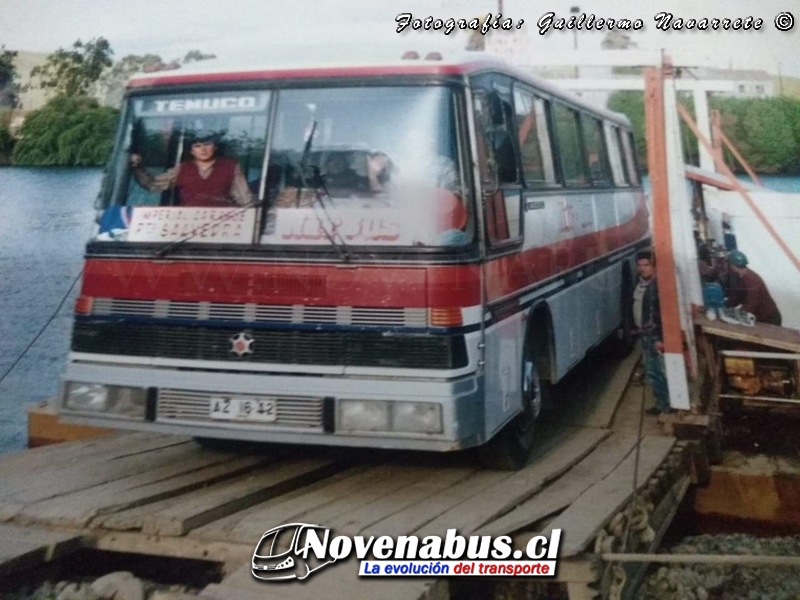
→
(129, 131, 253, 207)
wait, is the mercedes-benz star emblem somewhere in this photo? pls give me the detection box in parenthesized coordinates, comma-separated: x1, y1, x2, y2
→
(230, 332, 255, 358)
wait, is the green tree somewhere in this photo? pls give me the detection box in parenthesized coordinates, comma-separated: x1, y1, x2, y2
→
(98, 50, 215, 107)
(709, 95, 800, 174)
(606, 91, 646, 166)
(0, 124, 14, 163)
(607, 91, 701, 169)
(0, 46, 20, 108)
(738, 99, 796, 173)
(12, 95, 118, 166)
(31, 37, 113, 97)
(98, 53, 163, 107)
(183, 50, 216, 63)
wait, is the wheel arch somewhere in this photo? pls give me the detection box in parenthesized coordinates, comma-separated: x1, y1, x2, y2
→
(525, 301, 556, 384)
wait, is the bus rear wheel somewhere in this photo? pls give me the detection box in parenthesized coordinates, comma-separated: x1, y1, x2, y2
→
(478, 344, 543, 471)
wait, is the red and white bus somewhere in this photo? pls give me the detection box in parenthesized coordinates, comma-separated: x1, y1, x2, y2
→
(59, 51, 648, 469)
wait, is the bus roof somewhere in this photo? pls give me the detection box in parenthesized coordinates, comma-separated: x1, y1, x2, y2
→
(127, 49, 630, 127)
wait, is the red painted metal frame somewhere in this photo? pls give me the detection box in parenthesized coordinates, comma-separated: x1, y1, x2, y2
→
(644, 67, 684, 357)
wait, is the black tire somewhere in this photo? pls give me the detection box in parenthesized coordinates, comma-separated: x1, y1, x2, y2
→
(478, 341, 544, 471)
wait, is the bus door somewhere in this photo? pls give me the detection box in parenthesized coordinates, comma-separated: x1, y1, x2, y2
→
(470, 74, 526, 436)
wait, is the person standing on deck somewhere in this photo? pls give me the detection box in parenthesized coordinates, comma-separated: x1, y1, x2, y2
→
(725, 251, 782, 326)
(633, 250, 674, 416)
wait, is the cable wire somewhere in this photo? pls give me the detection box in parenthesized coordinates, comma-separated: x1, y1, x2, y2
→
(0, 269, 83, 388)
(621, 354, 648, 553)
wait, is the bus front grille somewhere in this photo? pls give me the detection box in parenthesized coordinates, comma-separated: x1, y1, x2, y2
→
(71, 321, 467, 370)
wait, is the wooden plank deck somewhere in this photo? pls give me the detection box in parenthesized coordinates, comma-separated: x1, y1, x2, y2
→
(695, 314, 800, 353)
(0, 524, 84, 577)
(538, 435, 677, 557)
(0, 349, 690, 600)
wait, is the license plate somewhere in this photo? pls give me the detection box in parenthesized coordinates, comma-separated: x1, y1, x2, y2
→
(209, 397, 277, 422)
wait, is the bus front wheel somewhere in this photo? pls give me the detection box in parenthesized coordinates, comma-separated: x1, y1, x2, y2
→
(478, 344, 544, 471)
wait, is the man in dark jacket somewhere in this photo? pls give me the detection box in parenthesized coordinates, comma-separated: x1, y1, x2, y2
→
(633, 250, 673, 415)
(725, 251, 782, 326)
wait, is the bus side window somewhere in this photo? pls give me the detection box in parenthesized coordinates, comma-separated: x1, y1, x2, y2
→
(607, 124, 629, 186)
(621, 131, 640, 185)
(552, 103, 589, 187)
(513, 86, 557, 188)
(582, 115, 612, 187)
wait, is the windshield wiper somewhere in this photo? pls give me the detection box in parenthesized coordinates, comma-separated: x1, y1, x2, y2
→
(297, 121, 353, 263)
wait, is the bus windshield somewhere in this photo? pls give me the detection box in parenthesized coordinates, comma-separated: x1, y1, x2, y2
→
(99, 86, 471, 249)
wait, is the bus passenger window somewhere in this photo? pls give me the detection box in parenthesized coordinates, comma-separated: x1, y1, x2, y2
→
(553, 103, 589, 187)
(610, 126, 630, 186)
(621, 131, 640, 185)
(581, 116, 612, 186)
(513, 87, 557, 188)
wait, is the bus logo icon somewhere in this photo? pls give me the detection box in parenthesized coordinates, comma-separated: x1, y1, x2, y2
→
(252, 523, 337, 581)
(230, 332, 254, 358)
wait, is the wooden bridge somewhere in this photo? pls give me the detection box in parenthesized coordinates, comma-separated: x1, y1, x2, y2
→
(0, 349, 696, 600)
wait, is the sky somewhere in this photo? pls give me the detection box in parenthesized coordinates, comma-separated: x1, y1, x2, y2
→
(1, 0, 798, 76)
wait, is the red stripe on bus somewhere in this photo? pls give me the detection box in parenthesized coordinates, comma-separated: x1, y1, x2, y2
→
(81, 203, 647, 309)
(81, 261, 487, 308)
(485, 201, 649, 301)
(127, 62, 498, 89)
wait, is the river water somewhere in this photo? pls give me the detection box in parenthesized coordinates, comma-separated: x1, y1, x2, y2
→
(0, 168, 100, 454)
(0, 168, 799, 455)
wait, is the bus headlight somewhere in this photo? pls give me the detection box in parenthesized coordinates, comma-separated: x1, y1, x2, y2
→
(108, 387, 148, 418)
(392, 402, 442, 434)
(338, 400, 390, 431)
(338, 400, 442, 434)
(65, 383, 146, 419)
(65, 383, 109, 412)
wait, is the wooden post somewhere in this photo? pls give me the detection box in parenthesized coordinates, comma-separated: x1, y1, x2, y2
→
(710, 107, 764, 186)
(644, 66, 692, 410)
(710, 110, 723, 167)
(663, 69, 701, 381)
(719, 128, 764, 187)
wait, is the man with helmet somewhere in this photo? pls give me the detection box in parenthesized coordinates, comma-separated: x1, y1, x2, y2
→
(129, 130, 252, 207)
(725, 250, 782, 326)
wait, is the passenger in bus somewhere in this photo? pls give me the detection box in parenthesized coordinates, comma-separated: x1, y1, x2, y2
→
(725, 251, 782, 326)
(633, 250, 673, 416)
(129, 132, 252, 207)
(321, 152, 390, 194)
(365, 151, 394, 193)
(273, 151, 392, 208)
